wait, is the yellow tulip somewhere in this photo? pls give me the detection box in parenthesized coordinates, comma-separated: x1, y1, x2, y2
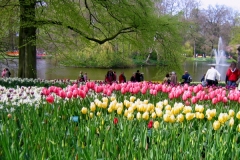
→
(237, 124, 240, 132)
(142, 112, 149, 120)
(89, 112, 94, 118)
(110, 96, 116, 101)
(156, 102, 163, 109)
(117, 108, 123, 115)
(213, 120, 221, 130)
(128, 107, 134, 113)
(207, 115, 213, 121)
(102, 97, 108, 103)
(165, 105, 171, 111)
(81, 107, 88, 114)
(236, 111, 240, 119)
(209, 109, 216, 117)
(163, 114, 170, 122)
(130, 96, 136, 102)
(127, 113, 134, 120)
(97, 111, 101, 116)
(143, 100, 149, 104)
(228, 109, 235, 117)
(137, 104, 144, 112)
(195, 105, 204, 113)
(94, 99, 100, 105)
(177, 114, 184, 123)
(102, 102, 108, 109)
(183, 106, 192, 114)
(229, 118, 234, 127)
(90, 102, 96, 112)
(124, 110, 129, 117)
(136, 112, 142, 120)
(107, 107, 113, 113)
(198, 113, 205, 119)
(124, 100, 130, 108)
(172, 107, 181, 115)
(154, 121, 160, 129)
(156, 109, 163, 117)
(169, 115, 176, 123)
(186, 113, 195, 121)
(151, 112, 157, 119)
(163, 99, 168, 106)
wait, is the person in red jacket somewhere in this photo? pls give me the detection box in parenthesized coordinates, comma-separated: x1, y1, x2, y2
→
(226, 62, 240, 87)
(119, 72, 126, 83)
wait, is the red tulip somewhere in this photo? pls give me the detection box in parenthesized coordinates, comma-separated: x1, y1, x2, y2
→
(147, 120, 153, 129)
(46, 95, 54, 104)
(78, 90, 86, 98)
(113, 117, 118, 125)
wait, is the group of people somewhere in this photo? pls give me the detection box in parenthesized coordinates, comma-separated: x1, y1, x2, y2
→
(201, 62, 240, 88)
(130, 70, 144, 82)
(163, 71, 192, 85)
(1, 68, 11, 78)
(104, 69, 144, 84)
(78, 71, 88, 82)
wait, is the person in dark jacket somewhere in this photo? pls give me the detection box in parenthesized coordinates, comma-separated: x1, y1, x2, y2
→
(135, 70, 141, 82)
(181, 71, 191, 84)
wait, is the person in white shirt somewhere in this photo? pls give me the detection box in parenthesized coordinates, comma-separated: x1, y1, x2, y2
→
(205, 65, 221, 86)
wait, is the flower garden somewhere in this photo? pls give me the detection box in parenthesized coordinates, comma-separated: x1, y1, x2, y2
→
(0, 78, 240, 159)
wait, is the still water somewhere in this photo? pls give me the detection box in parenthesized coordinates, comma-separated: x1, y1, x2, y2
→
(0, 59, 229, 82)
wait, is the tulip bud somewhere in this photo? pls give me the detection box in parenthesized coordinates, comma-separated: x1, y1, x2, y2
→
(229, 118, 234, 127)
(213, 120, 221, 130)
(237, 124, 240, 132)
(81, 107, 88, 114)
(7, 114, 12, 119)
(89, 112, 94, 119)
(177, 114, 184, 123)
(236, 111, 240, 120)
(117, 108, 123, 115)
(153, 121, 160, 129)
(136, 112, 142, 120)
(163, 99, 168, 106)
(151, 112, 157, 119)
(90, 102, 96, 112)
(229, 110, 235, 117)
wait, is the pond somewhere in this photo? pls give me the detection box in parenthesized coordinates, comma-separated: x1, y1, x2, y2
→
(0, 59, 229, 82)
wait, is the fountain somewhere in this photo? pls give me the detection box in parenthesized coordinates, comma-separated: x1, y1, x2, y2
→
(213, 37, 226, 65)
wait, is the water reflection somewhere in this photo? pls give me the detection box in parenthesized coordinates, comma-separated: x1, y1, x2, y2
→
(0, 59, 229, 82)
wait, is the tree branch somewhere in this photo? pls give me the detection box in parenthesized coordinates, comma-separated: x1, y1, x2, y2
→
(35, 20, 136, 44)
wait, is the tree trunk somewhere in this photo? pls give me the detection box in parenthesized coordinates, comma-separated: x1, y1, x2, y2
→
(238, 49, 240, 69)
(18, 0, 37, 78)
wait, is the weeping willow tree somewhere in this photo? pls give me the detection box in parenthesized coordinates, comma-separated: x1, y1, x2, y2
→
(1, 0, 185, 78)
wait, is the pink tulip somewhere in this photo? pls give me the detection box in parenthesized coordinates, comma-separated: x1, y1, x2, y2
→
(72, 90, 78, 98)
(59, 90, 66, 99)
(185, 100, 190, 106)
(41, 88, 50, 96)
(212, 98, 218, 104)
(78, 90, 86, 98)
(121, 88, 126, 94)
(191, 96, 197, 104)
(66, 91, 72, 99)
(46, 95, 54, 103)
(222, 97, 228, 103)
(168, 92, 174, 99)
(182, 94, 188, 101)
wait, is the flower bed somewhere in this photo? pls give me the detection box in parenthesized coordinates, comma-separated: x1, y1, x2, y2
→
(0, 81, 239, 159)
